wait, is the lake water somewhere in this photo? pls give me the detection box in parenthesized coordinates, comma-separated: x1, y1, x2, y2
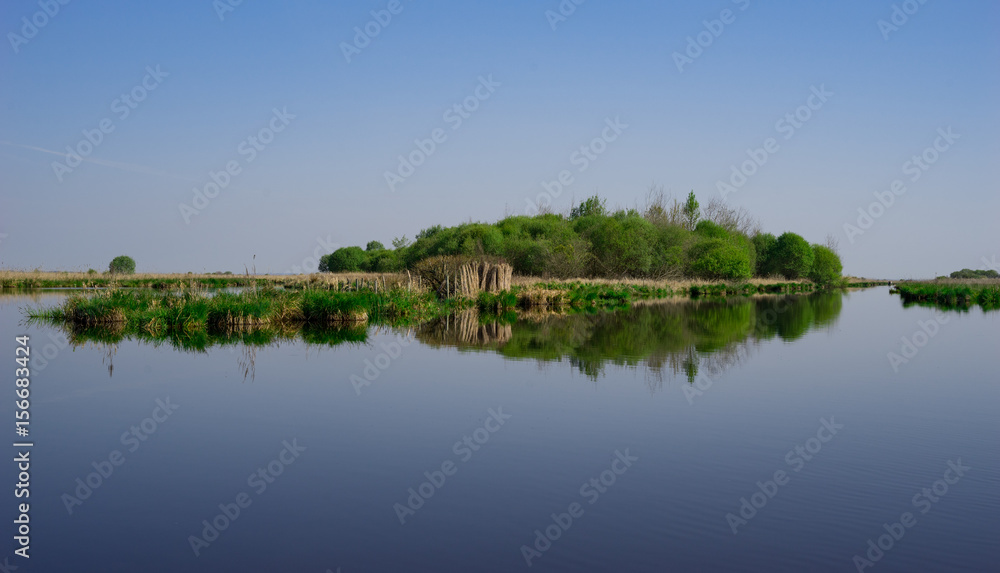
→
(1, 288, 997, 572)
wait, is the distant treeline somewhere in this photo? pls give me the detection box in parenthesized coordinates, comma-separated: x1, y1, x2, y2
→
(947, 268, 999, 279)
(320, 192, 843, 284)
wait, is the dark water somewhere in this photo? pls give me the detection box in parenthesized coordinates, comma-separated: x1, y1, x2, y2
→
(1, 288, 997, 572)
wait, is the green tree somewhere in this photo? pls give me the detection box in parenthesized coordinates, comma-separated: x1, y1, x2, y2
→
(770, 233, 814, 279)
(682, 191, 700, 231)
(752, 233, 777, 276)
(686, 238, 753, 280)
(327, 247, 368, 272)
(366, 241, 385, 252)
(570, 195, 607, 219)
(108, 255, 136, 275)
(808, 245, 843, 285)
(367, 250, 404, 272)
(318, 254, 331, 272)
(391, 236, 410, 250)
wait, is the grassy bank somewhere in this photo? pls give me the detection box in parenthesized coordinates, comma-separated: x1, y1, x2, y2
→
(0, 270, 410, 291)
(27, 287, 443, 331)
(24, 272, 891, 344)
(3, 270, 886, 293)
(893, 279, 1000, 311)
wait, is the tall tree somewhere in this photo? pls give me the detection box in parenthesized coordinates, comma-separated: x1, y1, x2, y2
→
(683, 191, 700, 230)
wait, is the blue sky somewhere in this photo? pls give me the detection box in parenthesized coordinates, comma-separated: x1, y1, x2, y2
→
(1, 0, 997, 277)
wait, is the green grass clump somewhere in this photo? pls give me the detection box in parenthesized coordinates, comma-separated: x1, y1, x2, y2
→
(894, 280, 1000, 311)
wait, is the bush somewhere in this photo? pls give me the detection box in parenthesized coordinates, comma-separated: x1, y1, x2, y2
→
(694, 220, 729, 240)
(87, 268, 97, 275)
(570, 195, 608, 219)
(686, 238, 753, 280)
(950, 268, 1000, 279)
(584, 212, 657, 277)
(770, 233, 814, 279)
(809, 245, 843, 285)
(327, 247, 368, 272)
(367, 250, 404, 273)
(108, 256, 136, 275)
(366, 241, 385, 252)
(752, 233, 777, 276)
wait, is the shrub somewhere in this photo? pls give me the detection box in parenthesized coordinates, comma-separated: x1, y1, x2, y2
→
(694, 220, 729, 240)
(570, 195, 607, 219)
(950, 268, 1000, 279)
(367, 250, 404, 273)
(366, 241, 385, 252)
(770, 233, 814, 279)
(686, 238, 753, 280)
(752, 233, 777, 276)
(108, 256, 136, 275)
(87, 268, 97, 275)
(808, 245, 843, 285)
(327, 247, 368, 272)
(584, 212, 657, 277)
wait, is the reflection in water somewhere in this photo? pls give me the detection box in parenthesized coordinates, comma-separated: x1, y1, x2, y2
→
(30, 291, 843, 384)
(416, 291, 843, 387)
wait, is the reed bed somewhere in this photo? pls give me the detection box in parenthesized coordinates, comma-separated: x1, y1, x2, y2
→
(0, 270, 414, 291)
(894, 279, 1000, 310)
(28, 287, 438, 334)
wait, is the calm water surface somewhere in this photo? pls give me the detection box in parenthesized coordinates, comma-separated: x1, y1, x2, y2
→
(1, 288, 996, 572)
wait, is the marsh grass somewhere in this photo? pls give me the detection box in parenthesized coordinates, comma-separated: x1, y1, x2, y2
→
(28, 286, 440, 335)
(894, 279, 1000, 311)
(0, 270, 414, 291)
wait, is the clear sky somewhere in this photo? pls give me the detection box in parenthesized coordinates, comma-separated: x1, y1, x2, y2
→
(1, 0, 997, 278)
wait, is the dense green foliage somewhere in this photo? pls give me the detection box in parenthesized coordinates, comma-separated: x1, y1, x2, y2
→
(320, 194, 843, 283)
(326, 246, 368, 272)
(768, 233, 814, 279)
(419, 292, 845, 380)
(808, 245, 843, 285)
(108, 255, 136, 275)
(752, 233, 777, 276)
(894, 281, 1000, 311)
(949, 268, 999, 279)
